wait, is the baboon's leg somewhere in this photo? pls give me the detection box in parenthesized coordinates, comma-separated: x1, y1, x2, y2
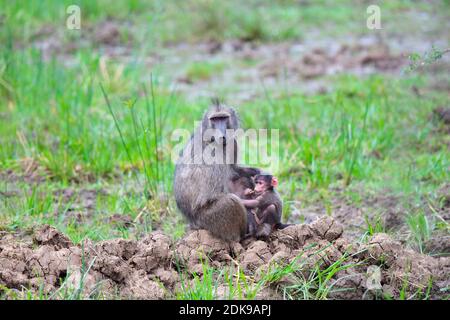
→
(245, 210, 257, 237)
(197, 193, 247, 241)
(256, 205, 292, 230)
(258, 204, 278, 225)
(255, 205, 278, 239)
(255, 223, 272, 239)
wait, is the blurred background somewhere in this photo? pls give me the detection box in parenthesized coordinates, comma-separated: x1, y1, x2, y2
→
(0, 1, 449, 255)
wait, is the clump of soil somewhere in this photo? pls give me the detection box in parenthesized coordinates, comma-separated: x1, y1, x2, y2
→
(1, 217, 448, 300)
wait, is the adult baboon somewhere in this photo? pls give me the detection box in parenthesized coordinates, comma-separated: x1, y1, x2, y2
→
(173, 101, 259, 241)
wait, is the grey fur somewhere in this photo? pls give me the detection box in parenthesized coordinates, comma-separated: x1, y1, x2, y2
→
(173, 103, 259, 241)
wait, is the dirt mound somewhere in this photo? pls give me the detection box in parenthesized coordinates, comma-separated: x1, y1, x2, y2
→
(0, 217, 448, 299)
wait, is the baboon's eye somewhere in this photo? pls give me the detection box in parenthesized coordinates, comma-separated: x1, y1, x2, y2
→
(210, 115, 229, 136)
(210, 116, 227, 126)
(209, 115, 229, 123)
(208, 111, 230, 122)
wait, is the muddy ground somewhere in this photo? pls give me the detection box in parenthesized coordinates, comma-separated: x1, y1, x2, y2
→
(289, 182, 450, 254)
(1, 217, 448, 299)
(28, 20, 450, 101)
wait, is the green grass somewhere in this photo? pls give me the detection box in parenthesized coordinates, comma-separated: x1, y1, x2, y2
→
(1, 46, 449, 236)
(406, 210, 432, 254)
(2, 0, 449, 45)
(364, 213, 385, 237)
(1, 46, 449, 241)
(184, 61, 226, 82)
(175, 243, 366, 300)
(0, 0, 449, 300)
(279, 244, 365, 300)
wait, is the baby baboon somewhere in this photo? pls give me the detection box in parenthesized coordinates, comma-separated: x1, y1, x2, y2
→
(240, 174, 289, 239)
(173, 101, 260, 241)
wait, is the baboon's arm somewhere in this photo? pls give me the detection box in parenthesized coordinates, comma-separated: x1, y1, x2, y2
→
(241, 199, 259, 208)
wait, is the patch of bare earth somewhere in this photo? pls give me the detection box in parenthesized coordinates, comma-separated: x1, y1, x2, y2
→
(290, 187, 450, 258)
(0, 158, 49, 184)
(52, 187, 109, 223)
(170, 38, 410, 101)
(289, 192, 407, 238)
(28, 19, 134, 62)
(1, 217, 448, 299)
(25, 18, 450, 102)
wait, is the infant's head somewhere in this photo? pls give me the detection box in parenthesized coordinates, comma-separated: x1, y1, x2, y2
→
(254, 174, 278, 193)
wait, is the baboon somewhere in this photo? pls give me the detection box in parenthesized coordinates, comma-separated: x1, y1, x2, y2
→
(240, 174, 290, 239)
(173, 101, 260, 241)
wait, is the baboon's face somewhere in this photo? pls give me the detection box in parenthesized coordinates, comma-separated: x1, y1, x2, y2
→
(203, 105, 239, 145)
(231, 176, 254, 198)
(254, 179, 269, 193)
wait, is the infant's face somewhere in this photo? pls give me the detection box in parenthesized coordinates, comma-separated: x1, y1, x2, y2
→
(254, 180, 268, 193)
